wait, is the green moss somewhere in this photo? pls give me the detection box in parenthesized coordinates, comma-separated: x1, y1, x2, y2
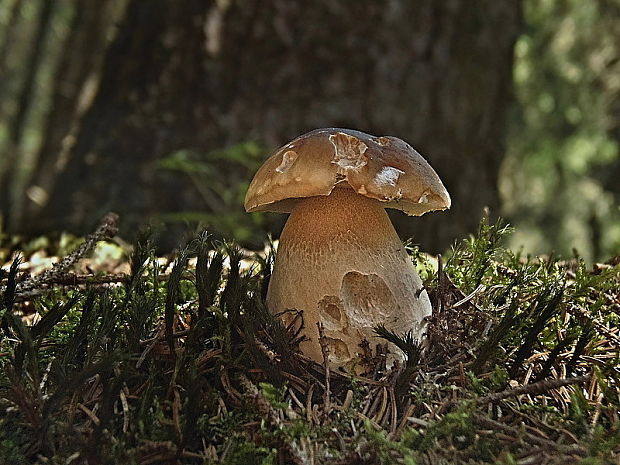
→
(1, 219, 618, 464)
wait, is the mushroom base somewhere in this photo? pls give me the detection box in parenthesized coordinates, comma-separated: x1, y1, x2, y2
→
(267, 188, 431, 368)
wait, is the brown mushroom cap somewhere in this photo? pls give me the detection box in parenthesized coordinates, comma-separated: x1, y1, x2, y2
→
(244, 128, 451, 216)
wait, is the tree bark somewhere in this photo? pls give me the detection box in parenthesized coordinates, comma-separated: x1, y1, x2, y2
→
(22, 0, 522, 252)
(23, 0, 113, 225)
(0, 0, 55, 225)
(8, 0, 54, 146)
(0, 0, 24, 117)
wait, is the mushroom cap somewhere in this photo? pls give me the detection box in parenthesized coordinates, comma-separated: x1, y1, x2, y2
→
(244, 128, 451, 215)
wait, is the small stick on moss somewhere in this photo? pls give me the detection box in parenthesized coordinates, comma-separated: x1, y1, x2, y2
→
(451, 284, 486, 308)
(372, 386, 388, 424)
(436, 254, 445, 313)
(476, 375, 590, 405)
(459, 361, 466, 387)
(388, 386, 398, 434)
(120, 389, 130, 434)
(14, 213, 119, 295)
(76, 402, 100, 426)
(364, 386, 384, 418)
(306, 383, 315, 424)
(2, 213, 120, 302)
(317, 321, 331, 413)
(12, 272, 196, 303)
(136, 327, 165, 368)
(392, 403, 415, 440)
(220, 371, 242, 404)
(567, 304, 620, 347)
(473, 414, 586, 455)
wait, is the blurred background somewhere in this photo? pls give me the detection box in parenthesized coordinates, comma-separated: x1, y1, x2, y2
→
(0, 0, 618, 261)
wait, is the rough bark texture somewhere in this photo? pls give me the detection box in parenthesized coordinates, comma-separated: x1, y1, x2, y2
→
(26, 0, 113, 224)
(0, 0, 54, 220)
(21, 0, 521, 252)
(0, 0, 24, 114)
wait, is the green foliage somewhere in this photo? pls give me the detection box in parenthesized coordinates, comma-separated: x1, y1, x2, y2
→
(157, 143, 282, 247)
(445, 216, 514, 294)
(223, 443, 277, 465)
(259, 382, 288, 410)
(504, 0, 620, 261)
(441, 216, 619, 387)
(362, 418, 418, 465)
(0, 424, 29, 465)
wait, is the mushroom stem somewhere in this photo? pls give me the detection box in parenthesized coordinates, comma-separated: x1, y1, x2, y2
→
(267, 187, 431, 367)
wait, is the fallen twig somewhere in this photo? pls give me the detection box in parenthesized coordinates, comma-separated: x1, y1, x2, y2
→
(317, 321, 331, 414)
(473, 414, 586, 456)
(476, 375, 590, 405)
(1, 213, 119, 301)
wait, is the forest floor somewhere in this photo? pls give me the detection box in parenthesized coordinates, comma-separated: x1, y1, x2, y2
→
(0, 214, 619, 465)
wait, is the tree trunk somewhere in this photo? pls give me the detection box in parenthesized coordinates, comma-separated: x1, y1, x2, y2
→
(23, 0, 522, 253)
(0, 0, 24, 118)
(0, 0, 55, 225)
(22, 0, 113, 226)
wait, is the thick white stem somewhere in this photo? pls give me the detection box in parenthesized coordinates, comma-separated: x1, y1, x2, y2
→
(267, 188, 431, 367)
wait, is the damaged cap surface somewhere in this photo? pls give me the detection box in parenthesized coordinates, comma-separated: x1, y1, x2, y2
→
(244, 128, 451, 215)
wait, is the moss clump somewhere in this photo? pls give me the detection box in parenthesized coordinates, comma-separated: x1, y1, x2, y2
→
(1, 218, 619, 464)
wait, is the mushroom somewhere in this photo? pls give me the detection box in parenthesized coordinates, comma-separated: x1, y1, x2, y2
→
(245, 128, 450, 368)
